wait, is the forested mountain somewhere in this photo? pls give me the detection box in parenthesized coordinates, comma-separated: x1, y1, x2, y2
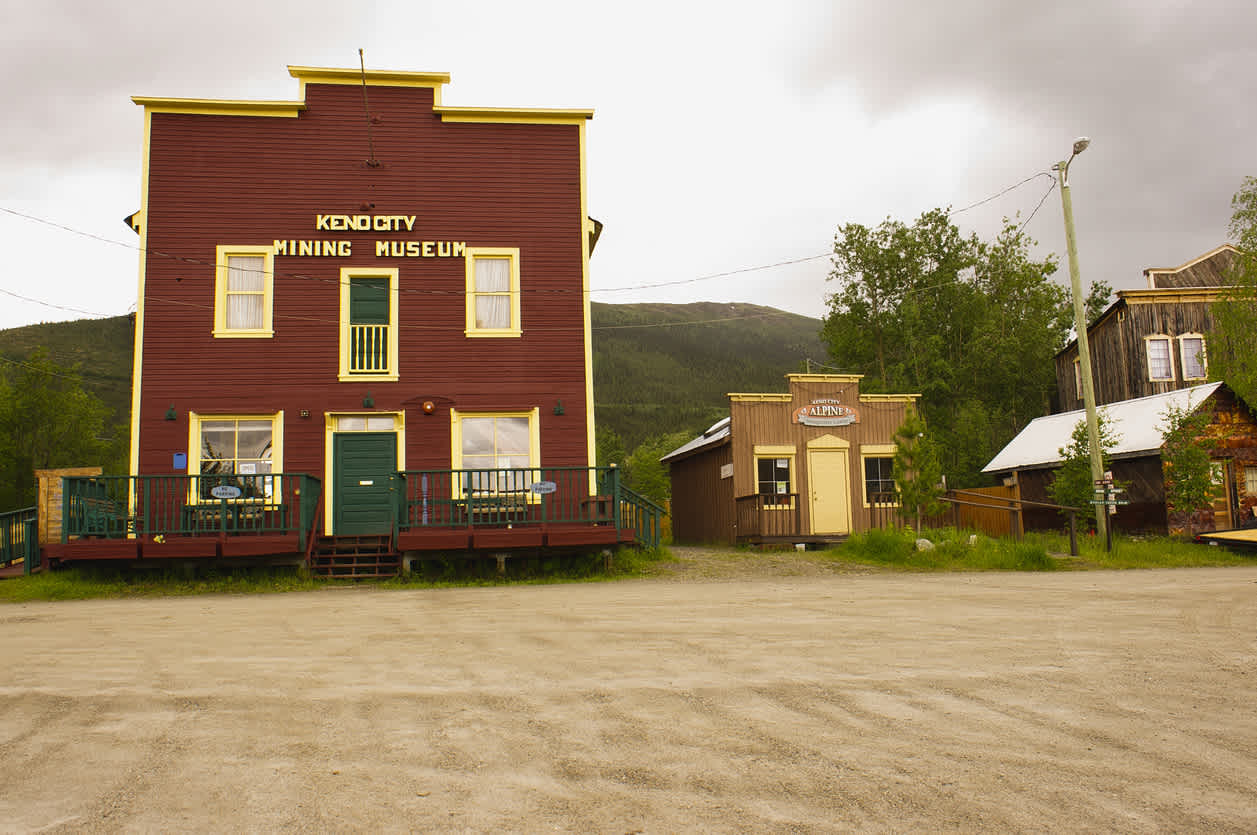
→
(0, 302, 825, 461)
(591, 301, 826, 450)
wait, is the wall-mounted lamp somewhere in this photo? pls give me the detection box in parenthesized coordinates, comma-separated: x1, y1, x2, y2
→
(553, 400, 565, 416)
(362, 391, 374, 409)
(422, 400, 436, 415)
(300, 409, 310, 419)
(165, 405, 177, 421)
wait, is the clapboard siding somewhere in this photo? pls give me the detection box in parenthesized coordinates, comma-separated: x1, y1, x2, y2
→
(1056, 296, 1217, 411)
(1055, 246, 1237, 413)
(137, 79, 591, 477)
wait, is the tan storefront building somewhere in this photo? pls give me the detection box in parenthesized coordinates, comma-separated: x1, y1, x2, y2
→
(663, 374, 918, 545)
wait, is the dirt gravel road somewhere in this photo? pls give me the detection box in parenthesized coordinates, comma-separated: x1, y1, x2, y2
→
(3, 564, 1257, 833)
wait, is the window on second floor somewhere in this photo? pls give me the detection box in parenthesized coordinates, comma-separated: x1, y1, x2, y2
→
(338, 267, 399, 382)
(213, 245, 274, 338)
(1073, 357, 1083, 399)
(1179, 334, 1207, 380)
(465, 248, 521, 337)
(1145, 336, 1174, 382)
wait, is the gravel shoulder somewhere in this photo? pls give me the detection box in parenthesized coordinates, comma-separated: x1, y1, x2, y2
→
(3, 559, 1257, 832)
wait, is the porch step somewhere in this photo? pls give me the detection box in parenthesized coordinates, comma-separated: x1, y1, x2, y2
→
(310, 535, 400, 578)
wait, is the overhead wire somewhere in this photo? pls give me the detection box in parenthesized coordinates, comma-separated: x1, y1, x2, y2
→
(1, 167, 1064, 331)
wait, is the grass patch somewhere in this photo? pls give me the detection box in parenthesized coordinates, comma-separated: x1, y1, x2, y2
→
(830, 527, 1253, 572)
(830, 526, 1059, 572)
(0, 564, 325, 603)
(1, 547, 674, 602)
(1022, 531, 1254, 569)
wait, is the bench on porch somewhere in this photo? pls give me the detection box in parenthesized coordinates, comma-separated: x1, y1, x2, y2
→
(71, 495, 136, 538)
(181, 501, 288, 534)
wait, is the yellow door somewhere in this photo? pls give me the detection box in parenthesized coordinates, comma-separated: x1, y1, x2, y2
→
(809, 449, 851, 534)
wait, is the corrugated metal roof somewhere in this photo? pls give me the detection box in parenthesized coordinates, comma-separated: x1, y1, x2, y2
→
(982, 382, 1223, 473)
(660, 416, 730, 463)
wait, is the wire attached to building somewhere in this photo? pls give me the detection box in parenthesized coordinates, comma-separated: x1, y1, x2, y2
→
(359, 49, 381, 169)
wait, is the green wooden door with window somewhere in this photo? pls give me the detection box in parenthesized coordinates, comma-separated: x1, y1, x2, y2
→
(333, 433, 397, 534)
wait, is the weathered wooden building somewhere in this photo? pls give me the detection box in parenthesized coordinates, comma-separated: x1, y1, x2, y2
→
(1055, 245, 1237, 411)
(984, 382, 1257, 535)
(38, 65, 660, 575)
(663, 374, 918, 545)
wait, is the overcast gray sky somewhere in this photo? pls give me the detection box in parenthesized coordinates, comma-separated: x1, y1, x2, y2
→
(2, 0, 1254, 332)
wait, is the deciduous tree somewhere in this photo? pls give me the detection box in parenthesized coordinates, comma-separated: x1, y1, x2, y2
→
(824, 210, 1100, 486)
(1211, 176, 1257, 404)
(1160, 402, 1218, 537)
(0, 349, 116, 507)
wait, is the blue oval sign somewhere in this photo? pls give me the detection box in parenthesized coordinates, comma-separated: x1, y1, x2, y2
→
(529, 481, 557, 494)
(210, 485, 243, 499)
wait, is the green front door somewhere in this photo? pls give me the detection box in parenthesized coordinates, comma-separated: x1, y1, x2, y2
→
(333, 433, 397, 534)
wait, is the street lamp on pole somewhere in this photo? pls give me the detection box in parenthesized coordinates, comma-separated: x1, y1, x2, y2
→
(1054, 136, 1107, 541)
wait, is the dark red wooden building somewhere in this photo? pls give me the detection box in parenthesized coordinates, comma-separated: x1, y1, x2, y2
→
(40, 66, 659, 575)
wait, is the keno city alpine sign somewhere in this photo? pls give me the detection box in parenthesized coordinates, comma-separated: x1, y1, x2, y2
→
(792, 399, 858, 427)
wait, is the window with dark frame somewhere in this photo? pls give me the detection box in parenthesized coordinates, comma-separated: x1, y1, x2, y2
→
(864, 456, 896, 505)
(756, 457, 791, 500)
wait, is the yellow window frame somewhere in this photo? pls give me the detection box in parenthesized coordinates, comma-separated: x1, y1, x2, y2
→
(187, 411, 284, 504)
(860, 444, 898, 508)
(753, 444, 796, 510)
(213, 245, 275, 338)
(1144, 334, 1175, 382)
(449, 407, 541, 501)
(464, 247, 522, 337)
(338, 266, 400, 382)
(1177, 332, 1208, 381)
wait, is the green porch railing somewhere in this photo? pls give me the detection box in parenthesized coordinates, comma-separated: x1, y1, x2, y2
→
(1, 506, 39, 575)
(61, 473, 322, 551)
(616, 484, 665, 549)
(394, 465, 664, 548)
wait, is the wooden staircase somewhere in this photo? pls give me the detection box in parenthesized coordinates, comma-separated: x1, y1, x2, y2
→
(309, 534, 401, 578)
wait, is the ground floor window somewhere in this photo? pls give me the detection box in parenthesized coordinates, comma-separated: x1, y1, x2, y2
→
(189, 412, 282, 501)
(450, 408, 540, 494)
(863, 456, 896, 506)
(756, 457, 792, 505)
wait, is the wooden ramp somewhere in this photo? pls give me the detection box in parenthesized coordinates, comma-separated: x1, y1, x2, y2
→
(1196, 528, 1257, 549)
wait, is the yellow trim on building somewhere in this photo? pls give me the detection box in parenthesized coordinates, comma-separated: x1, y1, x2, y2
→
(860, 444, 897, 455)
(806, 434, 851, 450)
(132, 97, 305, 118)
(729, 393, 792, 402)
(288, 66, 450, 97)
(787, 373, 863, 384)
(753, 449, 797, 510)
(859, 446, 898, 509)
(128, 109, 152, 482)
(337, 266, 400, 382)
(1122, 288, 1222, 305)
(1177, 332, 1208, 381)
(859, 394, 920, 403)
(186, 411, 285, 502)
(464, 247, 522, 338)
(435, 106, 593, 125)
(579, 122, 597, 473)
(754, 444, 797, 456)
(448, 408, 542, 500)
(321, 412, 406, 535)
(213, 245, 275, 338)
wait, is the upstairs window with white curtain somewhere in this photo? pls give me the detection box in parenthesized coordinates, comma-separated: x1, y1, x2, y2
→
(1179, 334, 1207, 380)
(213, 245, 274, 337)
(465, 248, 521, 337)
(1145, 336, 1174, 382)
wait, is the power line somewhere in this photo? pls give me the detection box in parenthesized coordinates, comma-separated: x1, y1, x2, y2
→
(1, 166, 1065, 329)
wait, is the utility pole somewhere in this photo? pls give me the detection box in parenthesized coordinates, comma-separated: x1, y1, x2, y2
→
(1055, 137, 1107, 541)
